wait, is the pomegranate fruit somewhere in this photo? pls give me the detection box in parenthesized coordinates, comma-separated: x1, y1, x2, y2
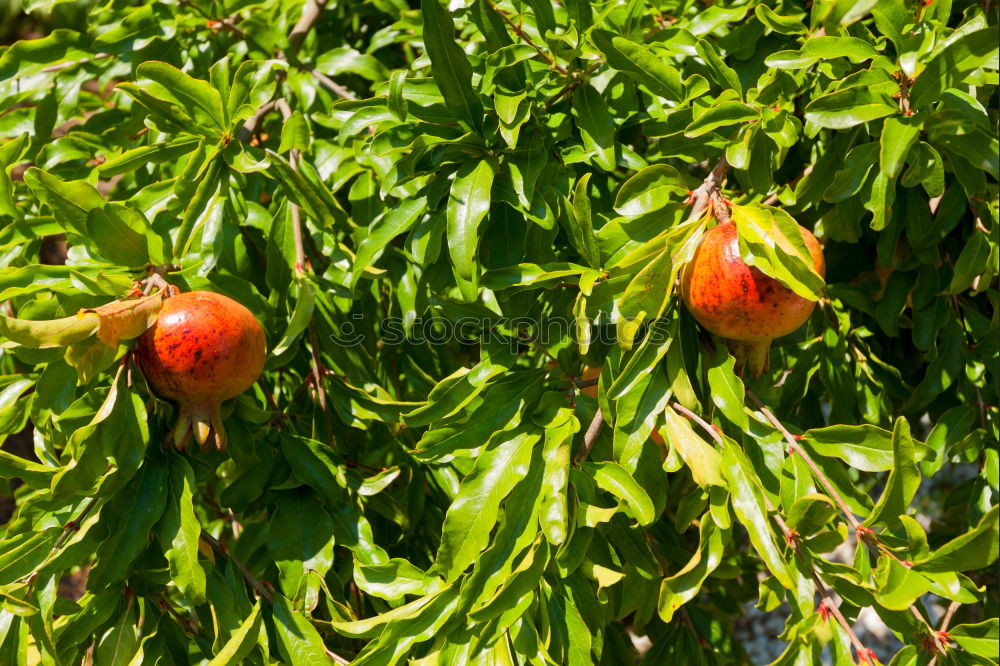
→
(135, 290, 266, 451)
(680, 221, 825, 377)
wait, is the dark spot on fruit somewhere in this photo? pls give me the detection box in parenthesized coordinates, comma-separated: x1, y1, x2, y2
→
(194, 349, 203, 361)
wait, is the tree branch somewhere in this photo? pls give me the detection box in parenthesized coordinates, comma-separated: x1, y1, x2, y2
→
(309, 68, 357, 100)
(200, 530, 274, 603)
(488, 1, 568, 75)
(236, 100, 279, 143)
(668, 401, 877, 662)
(747, 391, 862, 532)
(685, 156, 730, 224)
(288, 0, 328, 54)
(574, 410, 604, 463)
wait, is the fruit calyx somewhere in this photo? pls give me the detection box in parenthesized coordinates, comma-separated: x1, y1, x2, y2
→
(135, 288, 266, 451)
(680, 215, 825, 378)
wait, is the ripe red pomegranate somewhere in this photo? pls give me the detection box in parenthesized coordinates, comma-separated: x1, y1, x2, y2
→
(680, 221, 825, 377)
(135, 290, 266, 451)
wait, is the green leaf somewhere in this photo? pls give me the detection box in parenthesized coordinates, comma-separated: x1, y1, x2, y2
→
(660, 405, 725, 488)
(800, 424, 934, 472)
(348, 586, 460, 664)
(880, 115, 923, 178)
(804, 86, 897, 130)
(267, 490, 335, 609)
(316, 46, 388, 82)
(469, 537, 548, 623)
(134, 61, 227, 133)
(0, 29, 90, 80)
(614, 165, 688, 216)
(482, 262, 601, 292)
(434, 427, 539, 582)
(914, 506, 999, 573)
(618, 244, 673, 326)
(412, 372, 540, 460)
(909, 28, 999, 110)
(947, 231, 992, 294)
(948, 619, 999, 659)
(0, 134, 29, 218)
(0, 529, 60, 586)
(658, 513, 728, 622)
(581, 461, 656, 526)
(85, 204, 154, 266)
(354, 559, 446, 603)
(271, 593, 330, 665)
(97, 138, 202, 178)
(873, 555, 932, 610)
(572, 84, 616, 171)
(562, 173, 601, 268)
(174, 155, 226, 259)
(706, 348, 749, 430)
(88, 458, 169, 589)
(824, 142, 878, 202)
(730, 203, 825, 300)
(695, 40, 742, 95)
(764, 36, 879, 69)
(608, 318, 674, 400)
(158, 457, 207, 604)
(280, 436, 389, 566)
(721, 438, 794, 589)
(22, 168, 105, 235)
(864, 417, 920, 529)
(206, 602, 262, 666)
(0, 448, 53, 489)
(591, 30, 683, 101)
(0, 311, 99, 349)
(278, 110, 310, 154)
(268, 280, 316, 361)
(420, 0, 484, 133)
(684, 101, 758, 138)
(539, 409, 576, 546)
(446, 158, 495, 286)
(265, 150, 343, 231)
(786, 493, 836, 536)
(754, 5, 806, 34)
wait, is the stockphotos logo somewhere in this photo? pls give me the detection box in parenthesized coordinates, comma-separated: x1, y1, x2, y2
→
(329, 315, 673, 348)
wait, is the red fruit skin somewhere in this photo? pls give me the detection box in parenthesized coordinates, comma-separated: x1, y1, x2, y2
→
(680, 222, 825, 343)
(135, 291, 265, 450)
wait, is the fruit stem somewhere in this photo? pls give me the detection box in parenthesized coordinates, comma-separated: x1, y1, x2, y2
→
(727, 340, 771, 378)
(685, 156, 730, 224)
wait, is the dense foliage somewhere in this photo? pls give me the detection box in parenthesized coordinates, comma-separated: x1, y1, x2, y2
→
(1, 0, 998, 663)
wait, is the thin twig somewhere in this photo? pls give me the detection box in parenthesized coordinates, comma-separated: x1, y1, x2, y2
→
(747, 392, 949, 656)
(288, 0, 328, 53)
(747, 391, 862, 532)
(575, 410, 605, 463)
(310, 68, 357, 100)
(488, 1, 568, 75)
(326, 648, 350, 665)
(52, 497, 100, 553)
(236, 100, 278, 143)
(543, 60, 602, 109)
(669, 401, 876, 661)
(938, 601, 961, 633)
(763, 164, 813, 205)
(199, 530, 274, 603)
(671, 402, 722, 445)
(39, 53, 111, 73)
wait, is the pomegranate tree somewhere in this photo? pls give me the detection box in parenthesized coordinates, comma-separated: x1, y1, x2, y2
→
(680, 220, 825, 377)
(135, 290, 266, 450)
